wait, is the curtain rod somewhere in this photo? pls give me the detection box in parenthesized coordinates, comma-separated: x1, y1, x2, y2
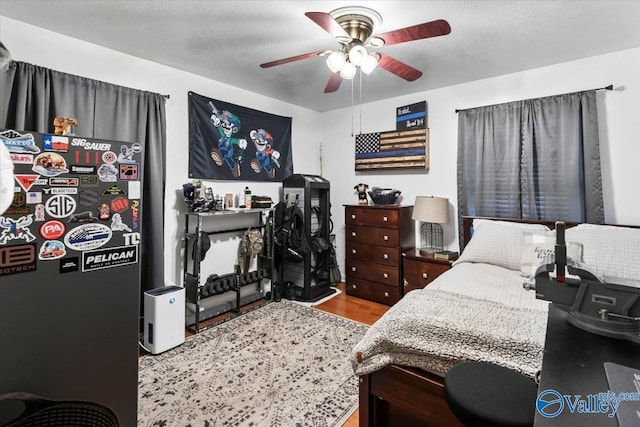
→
(163, 94, 170, 99)
(455, 84, 613, 113)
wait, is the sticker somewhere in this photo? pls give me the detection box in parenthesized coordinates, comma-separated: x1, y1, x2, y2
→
(128, 181, 141, 199)
(78, 189, 99, 207)
(42, 135, 69, 152)
(0, 243, 37, 276)
(34, 178, 48, 186)
(102, 151, 117, 164)
(68, 211, 98, 223)
(73, 150, 101, 165)
(98, 203, 111, 221)
(122, 232, 140, 245)
(117, 145, 136, 163)
(70, 165, 97, 174)
(26, 192, 42, 204)
(119, 163, 139, 180)
(5, 193, 30, 215)
(102, 184, 126, 196)
(71, 137, 111, 151)
(59, 256, 79, 274)
(131, 143, 142, 153)
(45, 194, 76, 219)
(1, 130, 40, 154)
(38, 240, 66, 260)
(49, 177, 79, 186)
(131, 200, 140, 230)
(110, 197, 129, 213)
(14, 174, 40, 192)
(97, 164, 118, 182)
(34, 204, 46, 221)
(111, 213, 132, 232)
(82, 245, 138, 272)
(32, 152, 69, 177)
(10, 153, 34, 164)
(80, 175, 99, 187)
(45, 188, 78, 195)
(0, 215, 36, 245)
(64, 223, 112, 251)
(39, 220, 66, 240)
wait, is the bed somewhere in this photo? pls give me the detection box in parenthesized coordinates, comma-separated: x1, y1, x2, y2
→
(351, 216, 640, 427)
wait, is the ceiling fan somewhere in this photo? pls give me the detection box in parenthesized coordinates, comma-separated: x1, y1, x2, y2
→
(260, 6, 451, 93)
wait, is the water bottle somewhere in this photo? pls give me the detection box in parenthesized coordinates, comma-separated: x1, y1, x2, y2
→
(244, 186, 252, 209)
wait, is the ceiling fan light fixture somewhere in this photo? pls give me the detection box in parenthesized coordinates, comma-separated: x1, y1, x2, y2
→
(326, 50, 346, 73)
(361, 53, 379, 75)
(348, 44, 368, 66)
(340, 62, 357, 80)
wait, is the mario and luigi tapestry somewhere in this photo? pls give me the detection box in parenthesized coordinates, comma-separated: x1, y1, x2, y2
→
(188, 91, 293, 181)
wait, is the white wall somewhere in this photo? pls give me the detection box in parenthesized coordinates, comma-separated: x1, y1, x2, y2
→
(3, 16, 640, 287)
(321, 47, 640, 271)
(1, 16, 323, 286)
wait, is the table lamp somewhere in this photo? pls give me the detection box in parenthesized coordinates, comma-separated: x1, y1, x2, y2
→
(412, 196, 449, 254)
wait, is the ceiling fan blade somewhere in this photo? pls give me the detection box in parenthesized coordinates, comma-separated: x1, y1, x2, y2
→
(376, 19, 451, 46)
(377, 53, 423, 82)
(305, 12, 351, 39)
(260, 51, 322, 68)
(324, 73, 342, 93)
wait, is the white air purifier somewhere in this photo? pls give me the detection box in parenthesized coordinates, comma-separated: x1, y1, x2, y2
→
(144, 285, 185, 354)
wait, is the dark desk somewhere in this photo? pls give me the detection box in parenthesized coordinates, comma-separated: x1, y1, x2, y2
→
(535, 305, 640, 426)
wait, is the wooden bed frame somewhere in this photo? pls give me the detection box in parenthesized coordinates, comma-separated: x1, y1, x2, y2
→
(358, 216, 570, 427)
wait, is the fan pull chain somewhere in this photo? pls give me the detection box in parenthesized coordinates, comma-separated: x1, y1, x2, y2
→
(359, 69, 363, 135)
(350, 78, 354, 137)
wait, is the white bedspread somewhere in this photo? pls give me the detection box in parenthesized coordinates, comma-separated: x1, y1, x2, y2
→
(351, 262, 549, 378)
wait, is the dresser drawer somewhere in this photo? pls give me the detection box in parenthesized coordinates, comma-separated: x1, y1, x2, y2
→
(345, 206, 399, 229)
(346, 241, 400, 266)
(403, 258, 450, 288)
(346, 259, 399, 285)
(346, 278, 400, 305)
(345, 224, 399, 248)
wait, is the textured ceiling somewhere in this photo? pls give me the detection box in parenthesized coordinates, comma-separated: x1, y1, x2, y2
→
(2, 1, 640, 112)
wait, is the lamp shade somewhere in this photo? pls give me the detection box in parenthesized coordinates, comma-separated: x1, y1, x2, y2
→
(412, 196, 449, 223)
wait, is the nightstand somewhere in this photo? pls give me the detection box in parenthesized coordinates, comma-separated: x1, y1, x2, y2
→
(402, 249, 457, 295)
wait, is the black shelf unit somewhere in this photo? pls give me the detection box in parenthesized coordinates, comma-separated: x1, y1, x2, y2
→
(183, 209, 274, 333)
(280, 174, 333, 302)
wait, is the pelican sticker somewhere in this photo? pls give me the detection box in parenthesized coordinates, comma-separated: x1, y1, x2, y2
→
(82, 245, 138, 272)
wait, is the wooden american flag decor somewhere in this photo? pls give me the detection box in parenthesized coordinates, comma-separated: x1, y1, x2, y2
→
(354, 128, 429, 171)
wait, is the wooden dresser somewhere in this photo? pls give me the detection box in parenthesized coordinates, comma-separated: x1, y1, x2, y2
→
(344, 205, 415, 305)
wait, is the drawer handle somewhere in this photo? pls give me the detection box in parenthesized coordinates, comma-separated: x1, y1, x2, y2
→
(352, 249, 357, 254)
(351, 231, 357, 237)
(422, 272, 429, 279)
(383, 235, 389, 241)
(383, 273, 389, 279)
(383, 216, 388, 222)
(352, 284, 357, 289)
(383, 253, 389, 260)
(384, 292, 389, 298)
(351, 214, 356, 220)
(352, 267, 356, 272)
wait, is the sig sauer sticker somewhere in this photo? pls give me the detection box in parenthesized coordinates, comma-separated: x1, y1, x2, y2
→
(64, 223, 112, 251)
(45, 194, 76, 218)
(0, 243, 37, 276)
(82, 245, 138, 272)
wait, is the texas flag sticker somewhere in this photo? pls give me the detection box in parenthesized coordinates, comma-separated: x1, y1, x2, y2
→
(43, 135, 69, 152)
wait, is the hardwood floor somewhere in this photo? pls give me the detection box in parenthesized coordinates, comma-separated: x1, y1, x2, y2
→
(142, 283, 389, 426)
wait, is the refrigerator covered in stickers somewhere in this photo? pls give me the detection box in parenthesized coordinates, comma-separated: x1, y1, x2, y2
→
(0, 129, 143, 426)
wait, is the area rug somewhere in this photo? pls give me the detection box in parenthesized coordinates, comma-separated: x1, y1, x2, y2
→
(138, 300, 368, 426)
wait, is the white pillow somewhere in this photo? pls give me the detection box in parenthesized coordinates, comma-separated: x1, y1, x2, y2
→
(520, 232, 583, 277)
(565, 224, 640, 281)
(455, 220, 550, 271)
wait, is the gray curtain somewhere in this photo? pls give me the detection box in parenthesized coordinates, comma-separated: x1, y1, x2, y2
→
(0, 61, 166, 301)
(457, 90, 603, 243)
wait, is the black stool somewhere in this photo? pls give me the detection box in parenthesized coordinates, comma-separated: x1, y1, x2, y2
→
(444, 361, 537, 427)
